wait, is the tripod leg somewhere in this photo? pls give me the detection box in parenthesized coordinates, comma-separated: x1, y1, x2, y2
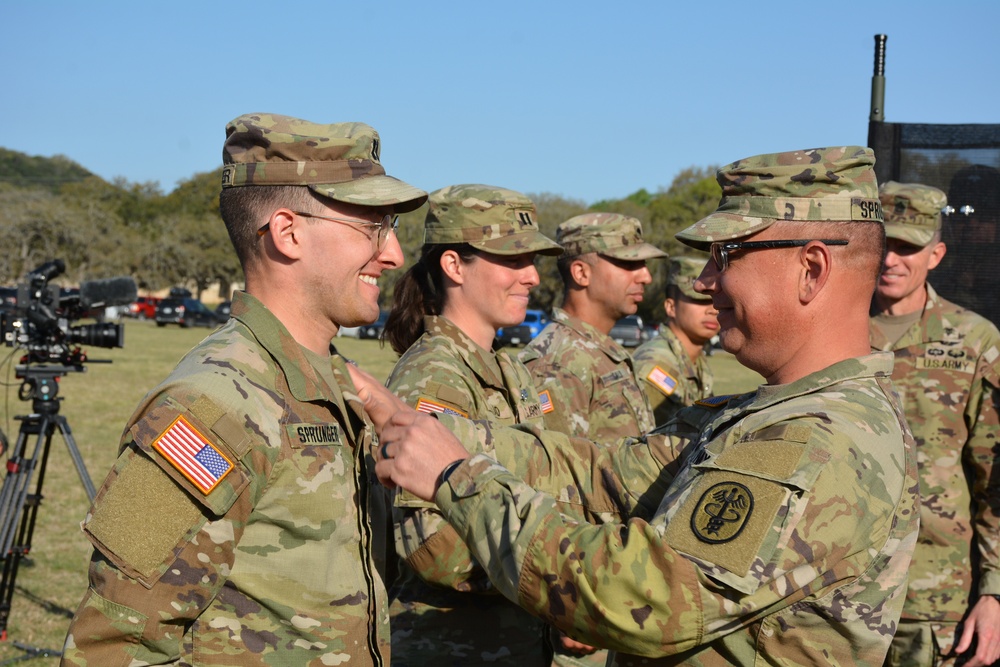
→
(0, 414, 49, 643)
(54, 417, 96, 502)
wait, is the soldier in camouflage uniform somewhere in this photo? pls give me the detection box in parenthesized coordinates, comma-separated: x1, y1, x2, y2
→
(381, 184, 562, 665)
(521, 213, 664, 443)
(633, 256, 720, 424)
(518, 212, 665, 666)
(356, 146, 920, 666)
(870, 182, 1000, 667)
(61, 114, 427, 666)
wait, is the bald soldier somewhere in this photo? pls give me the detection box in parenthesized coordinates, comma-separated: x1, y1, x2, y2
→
(871, 182, 1000, 667)
(352, 146, 919, 666)
(62, 114, 427, 666)
(633, 256, 721, 425)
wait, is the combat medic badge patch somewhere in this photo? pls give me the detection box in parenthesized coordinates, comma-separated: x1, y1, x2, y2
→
(152, 415, 234, 495)
(691, 482, 754, 543)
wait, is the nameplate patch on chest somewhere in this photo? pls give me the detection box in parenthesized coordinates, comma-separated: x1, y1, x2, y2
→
(293, 423, 343, 445)
(600, 369, 629, 386)
(916, 355, 974, 373)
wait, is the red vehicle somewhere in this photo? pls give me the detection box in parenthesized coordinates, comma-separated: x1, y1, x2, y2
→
(128, 296, 162, 319)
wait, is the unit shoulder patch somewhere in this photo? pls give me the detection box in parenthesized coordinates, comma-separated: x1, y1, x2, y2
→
(691, 481, 754, 544)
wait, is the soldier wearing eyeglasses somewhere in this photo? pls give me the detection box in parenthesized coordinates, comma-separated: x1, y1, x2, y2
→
(870, 182, 1000, 667)
(350, 146, 919, 666)
(62, 114, 427, 666)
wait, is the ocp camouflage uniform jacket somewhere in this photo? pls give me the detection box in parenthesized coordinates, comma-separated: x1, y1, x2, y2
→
(385, 315, 550, 666)
(633, 326, 714, 426)
(870, 284, 1000, 622)
(520, 308, 654, 441)
(62, 291, 392, 667)
(429, 353, 919, 666)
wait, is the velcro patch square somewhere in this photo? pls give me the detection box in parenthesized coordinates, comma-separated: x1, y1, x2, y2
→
(152, 415, 233, 495)
(538, 389, 555, 414)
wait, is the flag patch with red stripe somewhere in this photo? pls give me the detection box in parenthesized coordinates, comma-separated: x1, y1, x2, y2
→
(152, 415, 233, 495)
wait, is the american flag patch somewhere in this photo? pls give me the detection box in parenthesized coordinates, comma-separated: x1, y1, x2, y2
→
(647, 366, 678, 396)
(152, 415, 233, 495)
(695, 394, 734, 408)
(538, 389, 554, 414)
(415, 398, 468, 418)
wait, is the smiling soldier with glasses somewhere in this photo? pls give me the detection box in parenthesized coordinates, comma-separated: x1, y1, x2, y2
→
(258, 210, 400, 254)
(345, 146, 919, 667)
(63, 113, 427, 667)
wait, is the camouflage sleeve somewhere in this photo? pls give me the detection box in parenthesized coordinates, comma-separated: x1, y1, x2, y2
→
(63, 434, 251, 665)
(434, 424, 910, 659)
(388, 359, 489, 591)
(525, 359, 595, 438)
(435, 415, 684, 523)
(969, 348, 1000, 595)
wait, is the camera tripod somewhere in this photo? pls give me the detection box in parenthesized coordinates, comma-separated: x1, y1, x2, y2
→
(0, 365, 96, 664)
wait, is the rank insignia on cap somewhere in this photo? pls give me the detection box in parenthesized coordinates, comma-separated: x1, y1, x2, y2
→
(647, 366, 678, 396)
(538, 389, 555, 414)
(692, 481, 754, 544)
(415, 398, 468, 418)
(152, 415, 233, 495)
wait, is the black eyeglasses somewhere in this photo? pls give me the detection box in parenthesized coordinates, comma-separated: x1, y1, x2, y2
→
(257, 211, 399, 253)
(709, 239, 849, 272)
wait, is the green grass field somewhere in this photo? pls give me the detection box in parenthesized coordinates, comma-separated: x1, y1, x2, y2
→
(0, 320, 761, 663)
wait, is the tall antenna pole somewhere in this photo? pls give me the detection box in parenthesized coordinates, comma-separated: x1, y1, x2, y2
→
(870, 34, 887, 122)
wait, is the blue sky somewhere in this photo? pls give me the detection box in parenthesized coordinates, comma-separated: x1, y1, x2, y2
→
(3, 1, 998, 205)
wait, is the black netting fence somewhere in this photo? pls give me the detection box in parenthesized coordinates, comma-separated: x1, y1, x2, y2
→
(868, 121, 1000, 326)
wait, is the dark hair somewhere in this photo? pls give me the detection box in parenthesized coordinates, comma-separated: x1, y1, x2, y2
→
(218, 185, 318, 271)
(382, 243, 478, 355)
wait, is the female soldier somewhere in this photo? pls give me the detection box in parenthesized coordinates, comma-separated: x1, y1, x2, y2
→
(382, 184, 561, 665)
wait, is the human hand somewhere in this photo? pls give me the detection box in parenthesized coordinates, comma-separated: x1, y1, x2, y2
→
(555, 630, 599, 656)
(954, 595, 1000, 667)
(348, 364, 470, 500)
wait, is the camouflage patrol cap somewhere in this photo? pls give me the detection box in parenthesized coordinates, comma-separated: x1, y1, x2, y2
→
(668, 256, 712, 301)
(221, 113, 427, 213)
(557, 213, 667, 260)
(879, 181, 947, 247)
(423, 184, 562, 256)
(676, 146, 884, 250)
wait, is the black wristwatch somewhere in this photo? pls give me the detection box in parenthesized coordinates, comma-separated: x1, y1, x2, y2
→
(983, 594, 1000, 603)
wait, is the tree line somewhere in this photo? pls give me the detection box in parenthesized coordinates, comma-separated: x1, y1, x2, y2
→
(0, 148, 721, 325)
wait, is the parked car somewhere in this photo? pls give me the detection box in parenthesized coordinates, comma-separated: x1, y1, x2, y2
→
(0, 286, 17, 313)
(128, 296, 162, 319)
(214, 300, 232, 322)
(358, 310, 389, 339)
(496, 309, 549, 347)
(610, 314, 645, 348)
(155, 297, 219, 328)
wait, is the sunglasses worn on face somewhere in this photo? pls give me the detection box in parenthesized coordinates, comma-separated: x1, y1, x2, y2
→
(257, 211, 399, 253)
(709, 239, 849, 272)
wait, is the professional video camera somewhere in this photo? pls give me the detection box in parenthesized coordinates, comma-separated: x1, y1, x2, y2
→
(0, 259, 137, 365)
